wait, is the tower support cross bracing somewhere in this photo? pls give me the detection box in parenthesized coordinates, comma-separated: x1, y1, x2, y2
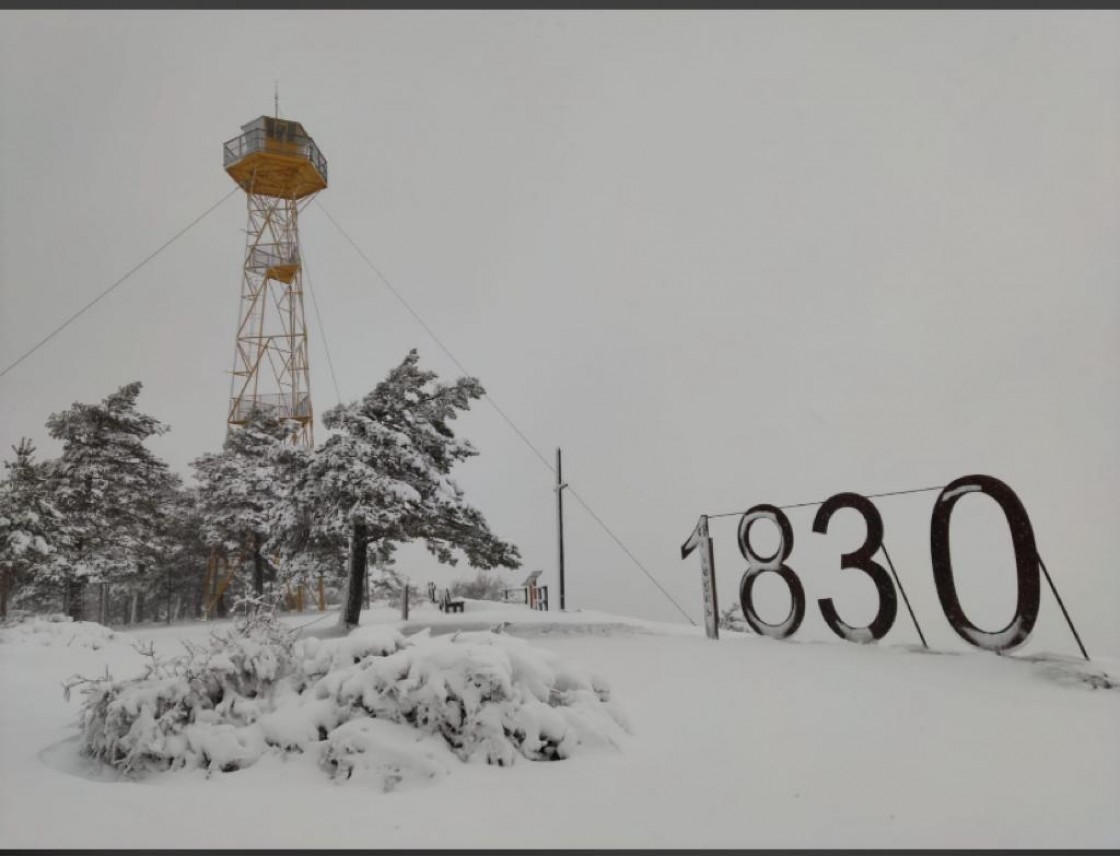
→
(223, 115, 327, 449)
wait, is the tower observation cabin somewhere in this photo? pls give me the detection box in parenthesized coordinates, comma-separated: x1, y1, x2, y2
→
(224, 116, 328, 199)
(222, 115, 328, 448)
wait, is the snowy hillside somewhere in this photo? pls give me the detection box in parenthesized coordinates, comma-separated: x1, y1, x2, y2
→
(1, 601, 1117, 849)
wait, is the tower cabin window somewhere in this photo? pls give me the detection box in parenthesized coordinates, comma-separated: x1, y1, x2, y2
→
(240, 117, 310, 145)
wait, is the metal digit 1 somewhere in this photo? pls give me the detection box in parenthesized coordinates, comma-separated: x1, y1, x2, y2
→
(681, 515, 720, 640)
(930, 474, 1041, 652)
(737, 504, 805, 639)
(812, 492, 897, 643)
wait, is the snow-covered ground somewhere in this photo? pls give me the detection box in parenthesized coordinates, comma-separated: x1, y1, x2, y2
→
(1, 599, 1117, 849)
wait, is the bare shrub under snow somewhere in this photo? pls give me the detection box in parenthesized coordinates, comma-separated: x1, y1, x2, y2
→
(66, 616, 629, 788)
(719, 604, 748, 633)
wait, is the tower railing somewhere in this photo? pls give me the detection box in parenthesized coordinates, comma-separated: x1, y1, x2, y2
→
(223, 128, 328, 184)
(246, 243, 300, 270)
(229, 392, 313, 424)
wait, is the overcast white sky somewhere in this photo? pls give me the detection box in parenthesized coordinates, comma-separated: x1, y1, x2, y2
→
(2, 11, 1118, 656)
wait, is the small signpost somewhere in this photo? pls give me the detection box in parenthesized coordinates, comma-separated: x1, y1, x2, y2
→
(681, 514, 719, 640)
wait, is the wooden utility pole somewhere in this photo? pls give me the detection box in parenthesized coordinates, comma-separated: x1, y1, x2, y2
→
(556, 447, 567, 611)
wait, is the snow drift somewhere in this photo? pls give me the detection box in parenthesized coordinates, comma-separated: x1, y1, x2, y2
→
(1, 612, 121, 650)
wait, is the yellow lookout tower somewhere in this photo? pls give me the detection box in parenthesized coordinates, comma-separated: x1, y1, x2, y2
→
(223, 114, 327, 448)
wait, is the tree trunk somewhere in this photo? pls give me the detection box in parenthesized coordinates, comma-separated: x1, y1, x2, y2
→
(253, 532, 265, 597)
(342, 519, 368, 627)
(129, 590, 139, 625)
(67, 579, 84, 622)
(1, 569, 10, 620)
(98, 582, 108, 626)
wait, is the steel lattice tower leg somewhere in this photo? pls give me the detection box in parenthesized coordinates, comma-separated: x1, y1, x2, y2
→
(227, 188, 315, 447)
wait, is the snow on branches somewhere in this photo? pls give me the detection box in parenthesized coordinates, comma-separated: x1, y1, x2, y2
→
(26, 383, 180, 620)
(6, 351, 519, 625)
(279, 350, 521, 626)
(306, 350, 517, 556)
(191, 409, 306, 601)
(68, 616, 629, 789)
(0, 439, 61, 617)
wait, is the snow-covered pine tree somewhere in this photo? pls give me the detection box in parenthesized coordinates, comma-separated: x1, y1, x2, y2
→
(154, 486, 209, 623)
(287, 349, 521, 627)
(0, 439, 62, 618)
(111, 470, 189, 626)
(191, 409, 300, 601)
(44, 382, 179, 621)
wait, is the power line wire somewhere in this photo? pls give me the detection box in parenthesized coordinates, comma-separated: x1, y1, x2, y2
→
(1038, 555, 1090, 661)
(314, 200, 697, 626)
(706, 484, 947, 519)
(879, 542, 928, 650)
(301, 248, 343, 407)
(564, 485, 697, 625)
(0, 186, 240, 382)
(314, 201, 555, 474)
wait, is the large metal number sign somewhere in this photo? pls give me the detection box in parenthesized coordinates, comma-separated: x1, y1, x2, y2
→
(681, 474, 1052, 654)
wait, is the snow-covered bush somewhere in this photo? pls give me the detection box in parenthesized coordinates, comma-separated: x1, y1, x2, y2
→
(68, 617, 629, 788)
(320, 717, 451, 790)
(68, 613, 298, 775)
(1, 613, 119, 649)
(312, 628, 626, 768)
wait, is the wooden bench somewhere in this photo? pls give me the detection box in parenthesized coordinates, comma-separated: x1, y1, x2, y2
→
(438, 588, 465, 614)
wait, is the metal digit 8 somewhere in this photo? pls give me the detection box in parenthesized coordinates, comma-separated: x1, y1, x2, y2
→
(737, 504, 805, 638)
(930, 474, 1041, 652)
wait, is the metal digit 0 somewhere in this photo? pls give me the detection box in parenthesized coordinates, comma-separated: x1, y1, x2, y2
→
(737, 504, 805, 638)
(930, 474, 1041, 652)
